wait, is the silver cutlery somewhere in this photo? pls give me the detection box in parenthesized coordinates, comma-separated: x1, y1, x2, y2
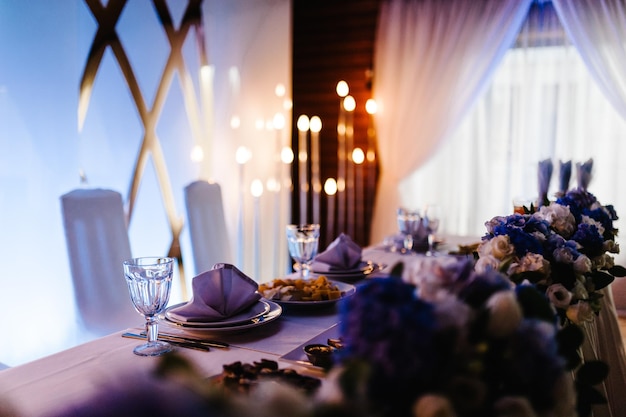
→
(122, 332, 228, 352)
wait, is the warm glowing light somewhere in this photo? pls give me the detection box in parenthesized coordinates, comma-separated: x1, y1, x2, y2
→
(255, 118, 265, 130)
(273, 113, 285, 130)
(266, 177, 280, 192)
(190, 145, 204, 162)
(235, 146, 251, 164)
(352, 148, 365, 164)
(336, 80, 349, 97)
(336, 178, 346, 192)
(324, 178, 337, 196)
(283, 98, 293, 111)
(309, 116, 322, 133)
(366, 98, 378, 114)
(251, 179, 264, 197)
(230, 115, 241, 129)
(367, 150, 376, 162)
(343, 96, 356, 112)
(299, 150, 307, 163)
(281, 146, 294, 164)
(275, 83, 286, 97)
(337, 123, 346, 135)
(297, 115, 310, 131)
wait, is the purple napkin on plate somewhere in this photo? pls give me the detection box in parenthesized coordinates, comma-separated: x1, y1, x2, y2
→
(167, 263, 261, 322)
(313, 233, 362, 270)
(558, 160, 571, 196)
(576, 158, 593, 191)
(537, 158, 553, 206)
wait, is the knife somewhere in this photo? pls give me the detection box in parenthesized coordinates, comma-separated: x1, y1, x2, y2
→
(141, 331, 230, 349)
(122, 332, 219, 352)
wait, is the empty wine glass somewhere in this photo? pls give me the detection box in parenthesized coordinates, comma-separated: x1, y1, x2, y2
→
(397, 207, 421, 253)
(286, 224, 320, 278)
(123, 257, 174, 356)
(424, 204, 443, 256)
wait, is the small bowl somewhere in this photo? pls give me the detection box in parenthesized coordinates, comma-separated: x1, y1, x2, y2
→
(304, 344, 334, 369)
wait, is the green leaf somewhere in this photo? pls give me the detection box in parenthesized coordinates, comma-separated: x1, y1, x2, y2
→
(577, 360, 609, 386)
(515, 285, 555, 323)
(589, 270, 614, 290)
(608, 265, 626, 277)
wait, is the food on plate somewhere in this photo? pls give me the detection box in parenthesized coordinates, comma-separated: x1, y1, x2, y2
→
(213, 359, 321, 394)
(258, 276, 343, 302)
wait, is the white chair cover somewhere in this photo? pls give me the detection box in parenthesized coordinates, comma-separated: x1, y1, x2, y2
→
(184, 181, 233, 275)
(61, 188, 140, 336)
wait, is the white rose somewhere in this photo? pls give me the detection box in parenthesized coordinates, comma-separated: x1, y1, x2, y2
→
(553, 247, 574, 264)
(412, 394, 456, 417)
(573, 255, 592, 274)
(486, 291, 523, 338)
(475, 255, 501, 274)
(571, 279, 589, 300)
(489, 235, 514, 260)
(546, 284, 572, 309)
(566, 301, 594, 324)
(535, 204, 576, 237)
(508, 253, 550, 279)
(604, 240, 620, 254)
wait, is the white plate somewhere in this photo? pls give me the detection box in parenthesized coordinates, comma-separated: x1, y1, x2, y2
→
(270, 280, 356, 308)
(162, 300, 282, 334)
(311, 261, 386, 282)
(280, 324, 341, 370)
(164, 299, 271, 328)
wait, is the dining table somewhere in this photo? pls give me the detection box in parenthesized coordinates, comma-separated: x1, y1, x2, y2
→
(0, 237, 624, 417)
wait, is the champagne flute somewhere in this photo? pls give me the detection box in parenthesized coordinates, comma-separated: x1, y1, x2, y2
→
(123, 257, 174, 356)
(397, 207, 421, 253)
(424, 204, 443, 256)
(286, 224, 320, 278)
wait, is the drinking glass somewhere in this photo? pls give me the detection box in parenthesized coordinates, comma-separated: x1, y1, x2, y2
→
(123, 257, 174, 356)
(286, 224, 320, 278)
(396, 207, 421, 253)
(424, 204, 443, 256)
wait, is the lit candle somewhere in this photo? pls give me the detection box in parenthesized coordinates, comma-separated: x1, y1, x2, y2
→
(343, 95, 356, 237)
(251, 179, 264, 281)
(297, 115, 310, 224)
(324, 178, 338, 246)
(281, 146, 294, 274)
(336, 81, 349, 233)
(200, 64, 214, 180)
(309, 116, 322, 224)
(352, 147, 365, 243)
(235, 145, 251, 270)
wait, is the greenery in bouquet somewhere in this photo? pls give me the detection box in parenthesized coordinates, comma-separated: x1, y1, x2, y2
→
(476, 188, 625, 326)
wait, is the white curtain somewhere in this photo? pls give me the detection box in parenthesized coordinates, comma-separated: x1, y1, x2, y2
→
(552, 0, 626, 120)
(370, 0, 532, 244)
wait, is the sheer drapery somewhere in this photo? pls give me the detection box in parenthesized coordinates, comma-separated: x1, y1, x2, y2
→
(370, 0, 532, 244)
(552, 0, 626, 121)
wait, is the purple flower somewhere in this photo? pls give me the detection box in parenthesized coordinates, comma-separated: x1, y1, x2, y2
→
(571, 223, 605, 257)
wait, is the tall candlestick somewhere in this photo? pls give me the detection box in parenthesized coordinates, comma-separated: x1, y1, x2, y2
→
(272, 113, 286, 276)
(309, 116, 322, 224)
(200, 64, 214, 180)
(365, 99, 378, 220)
(324, 178, 338, 246)
(336, 81, 349, 233)
(281, 146, 294, 274)
(344, 95, 356, 238)
(352, 148, 365, 243)
(235, 145, 251, 270)
(251, 179, 263, 281)
(297, 115, 310, 224)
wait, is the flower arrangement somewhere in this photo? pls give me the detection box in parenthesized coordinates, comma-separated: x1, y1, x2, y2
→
(332, 257, 578, 417)
(475, 188, 625, 326)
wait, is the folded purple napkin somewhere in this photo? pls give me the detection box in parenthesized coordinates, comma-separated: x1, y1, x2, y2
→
(576, 158, 593, 191)
(313, 233, 362, 270)
(538, 158, 553, 206)
(558, 160, 571, 195)
(167, 263, 261, 322)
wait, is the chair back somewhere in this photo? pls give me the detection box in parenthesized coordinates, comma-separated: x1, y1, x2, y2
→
(61, 188, 140, 335)
(184, 181, 233, 275)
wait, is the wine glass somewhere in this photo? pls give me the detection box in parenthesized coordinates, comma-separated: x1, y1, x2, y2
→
(396, 207, 421, 253)
(424, 204, 443, 256)
(286, 224, 320, 278)
(123, 257, 174, 356)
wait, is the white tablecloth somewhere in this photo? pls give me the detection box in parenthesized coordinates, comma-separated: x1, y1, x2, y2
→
(1, 243, 624, 417)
